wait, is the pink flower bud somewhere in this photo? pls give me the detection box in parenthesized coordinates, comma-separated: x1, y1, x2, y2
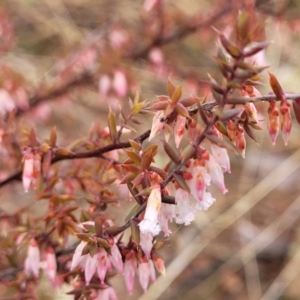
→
(153, 254, 165, 276)
(22, 151, 34, 193)
(138, 261, 150, 292)
(148, 259, 156, 283)
(227, 120, 236, 143)
(280, 101, 292, 145)
(140, 232, 154, 258)
(267, 100, 279, 145)
(124, 256, 137, 295)
(85, 253, 98, 285)
(97, 248, 112, 284)
(110, 243, 123, 273)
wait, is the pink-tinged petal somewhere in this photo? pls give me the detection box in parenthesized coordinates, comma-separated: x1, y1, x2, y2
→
(113, 70, 127, 97)
(85, 253, 98, 285)
(71, 241, 87, 270)
(158, 203, 174, 236)
(22, 152, 34, 193)
(124, 257, 137, 295)
(138, 184, 161, 236)
(175, 188, 196, 225)
(110, 244, 123, 273)
(163, 123, 172, 142)
(210, 144, 231, 173)
(138, 262, 150, 292)
(24, 238, 40, 277)
(174, 115, 186, 148)
(97, 286, 118, 300)
(158, 212, 171, 237)
(187, 165, 208, 202)
(99, 75, 111, 98)
(97, 248, 111, 284)
(148, 259, 156, 283)
(206, 155, 228, 194)
(149, 111, 165, 141)
(140, 232, 153, 258)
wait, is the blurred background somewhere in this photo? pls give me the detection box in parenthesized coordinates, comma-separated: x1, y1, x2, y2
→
(1, 0, 300, 299)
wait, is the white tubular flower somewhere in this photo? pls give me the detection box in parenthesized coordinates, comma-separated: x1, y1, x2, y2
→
(175, 188, 196, 225)
(24, 238, 40, 278)
(206, 154, 228, 194)
(210, 143, 231, 173)
(138, 184, 161, 236)
(195, 190, 216, 211)
(70, 241, 87, 270)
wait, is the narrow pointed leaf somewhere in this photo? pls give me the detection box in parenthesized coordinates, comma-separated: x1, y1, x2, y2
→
(171, 85, 182, 104)
(130, 219, 140, 244)
(129, 139, 142, 152)
(108, 109, 117, 140)
(173, 173, 190, 192)
(126, 150, 142, 164)
(268, 72, 285, 102)
(167, 79, 176, 97)
(161, 139, 180, 163)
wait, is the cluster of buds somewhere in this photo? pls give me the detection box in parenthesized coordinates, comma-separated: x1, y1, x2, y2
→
(70, 218, 166, 296)
(268, 72, 292, 145)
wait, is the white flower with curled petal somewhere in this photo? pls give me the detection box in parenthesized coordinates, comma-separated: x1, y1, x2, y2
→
(138, 184, 161, 236)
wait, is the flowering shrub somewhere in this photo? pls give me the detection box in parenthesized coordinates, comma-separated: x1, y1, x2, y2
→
(1, 1, 300, 299)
